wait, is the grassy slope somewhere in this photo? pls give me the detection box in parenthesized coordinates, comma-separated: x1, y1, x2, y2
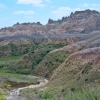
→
(0, 71, 39, 83)
(7, 43, 67, 75)
(2, 38, 98, 99)
(0, 55, 22, 65)
(33, 50, 68, 78)
(0, 37, 75, 75)
(0, 42, 34, 57)
(20, 61, 100, 100)
(21, 47, 100, 100)
(41, 48, 100, 99)
(20, 84, 100, 100)
(21, 86, 100, 100)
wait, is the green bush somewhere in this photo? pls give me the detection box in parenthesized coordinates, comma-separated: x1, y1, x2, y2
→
(71, 88, 75, 92)
(38, 92, 54, 99)
(16, 69, 31, 75)
(42, 92, 54, 99)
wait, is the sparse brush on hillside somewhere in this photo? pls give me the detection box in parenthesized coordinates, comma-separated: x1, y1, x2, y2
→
(20, 85, 100, 100)
(66, 86, 100, 100)
(34, 50, 68, 78)
(21, 88, 55, 100)
(0, 88, 6, 100)
(0, 43, 34, 57)
(5, 43, 66, 75)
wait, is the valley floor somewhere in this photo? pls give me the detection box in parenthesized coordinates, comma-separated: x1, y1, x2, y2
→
(6, 79, 48, 100)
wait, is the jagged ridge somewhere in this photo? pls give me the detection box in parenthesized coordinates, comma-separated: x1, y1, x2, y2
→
(0, 9, 100, 36)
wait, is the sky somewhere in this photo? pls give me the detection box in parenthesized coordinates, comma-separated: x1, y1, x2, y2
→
(0, 0, 100, 28)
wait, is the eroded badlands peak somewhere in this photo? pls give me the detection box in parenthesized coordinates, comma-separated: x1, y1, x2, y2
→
(0, 22, 44, 36)
(0, 9, 100, 36)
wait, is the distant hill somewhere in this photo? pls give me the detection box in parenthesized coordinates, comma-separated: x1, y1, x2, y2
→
(0, 9, 100, 36)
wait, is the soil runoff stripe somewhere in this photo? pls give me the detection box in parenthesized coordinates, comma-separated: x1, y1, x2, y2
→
(6, 79, 48, 100)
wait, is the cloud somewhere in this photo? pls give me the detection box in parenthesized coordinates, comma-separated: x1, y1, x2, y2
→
(92, 4, 100, 7)
(17, 0, 46, 7)
(79, 3, 100, 10)
(0, 3, 5, 8)
(51, 7, 80, 18)
(78, 3, 100, 12)
(80, 3, 100, 7)
(83, 3, 89, 7)
(14, 10, 35, 15)
(52, 3, 100, 18)
(45, 0, 50, 2)
(79, 3, 89, 7)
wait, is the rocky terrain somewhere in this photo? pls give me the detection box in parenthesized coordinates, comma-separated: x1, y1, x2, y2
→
(0, 9, 100, 100)
(0, 9, 100, 36)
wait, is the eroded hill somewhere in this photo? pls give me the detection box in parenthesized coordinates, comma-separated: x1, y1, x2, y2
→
(0, 9, 100, 100)
(0, 9, 100, 36)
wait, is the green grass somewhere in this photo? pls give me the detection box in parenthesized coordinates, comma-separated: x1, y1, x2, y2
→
(7, 43, 67, 75)
(34, 50, 68, 78)
(0, 71, 39, 83)
(65, 86, 100, 100)
(0, 88, 6, 100)
(21, 88, 55, 100)
(0, 55, 22, 61)
(0, 55, 22, 65)
(21, 85, 100, 100)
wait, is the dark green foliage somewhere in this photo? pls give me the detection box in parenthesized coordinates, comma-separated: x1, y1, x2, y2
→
(44, 51, 67, 71)
(1, 42, 67, 75)
(71, 88, 75, 92)
(16, 69, 31, 75)
(42, 92, 54, 99)
(85, 78, 88, 81)
(62, 89, 65, 92)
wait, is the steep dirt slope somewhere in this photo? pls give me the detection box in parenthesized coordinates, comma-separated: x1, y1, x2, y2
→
(44, 47, 100, 98)
(63, 31, 100, 53)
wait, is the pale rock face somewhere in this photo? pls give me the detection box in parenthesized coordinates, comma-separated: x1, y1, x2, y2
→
(0, 9, 100, 36)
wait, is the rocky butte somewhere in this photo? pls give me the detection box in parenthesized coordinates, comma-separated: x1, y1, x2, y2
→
(0, 9, 100, 36)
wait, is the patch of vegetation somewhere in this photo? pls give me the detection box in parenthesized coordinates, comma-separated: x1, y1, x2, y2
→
(34, 50, 68, 78)
(71, 88, 75, 92)
(0, 88, 6, 100)
(38, 92, 54, 100)
(21, 83, 100, 100)
(66, 86, 100, 100)
(0, 55, 22, 61)
(81, 62, 93, 74)
(0, 43, 34, 57)
(7, 43, 67, 75)
(21, 89, 55, 100)
(0, 71, 39, 83)
(16, 69, 31, 75)
(0, 55, 23, 72)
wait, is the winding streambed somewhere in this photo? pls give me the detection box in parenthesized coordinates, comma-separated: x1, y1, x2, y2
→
(6, 79, 48, 100)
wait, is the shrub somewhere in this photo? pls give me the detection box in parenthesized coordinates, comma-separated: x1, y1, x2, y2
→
(85, 78, 88, 81)
(71, 88, 75, 92)
(42, 92, 54, 99)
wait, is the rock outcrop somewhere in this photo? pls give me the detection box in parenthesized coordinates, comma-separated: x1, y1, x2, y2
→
(0, 9, 100, 36)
